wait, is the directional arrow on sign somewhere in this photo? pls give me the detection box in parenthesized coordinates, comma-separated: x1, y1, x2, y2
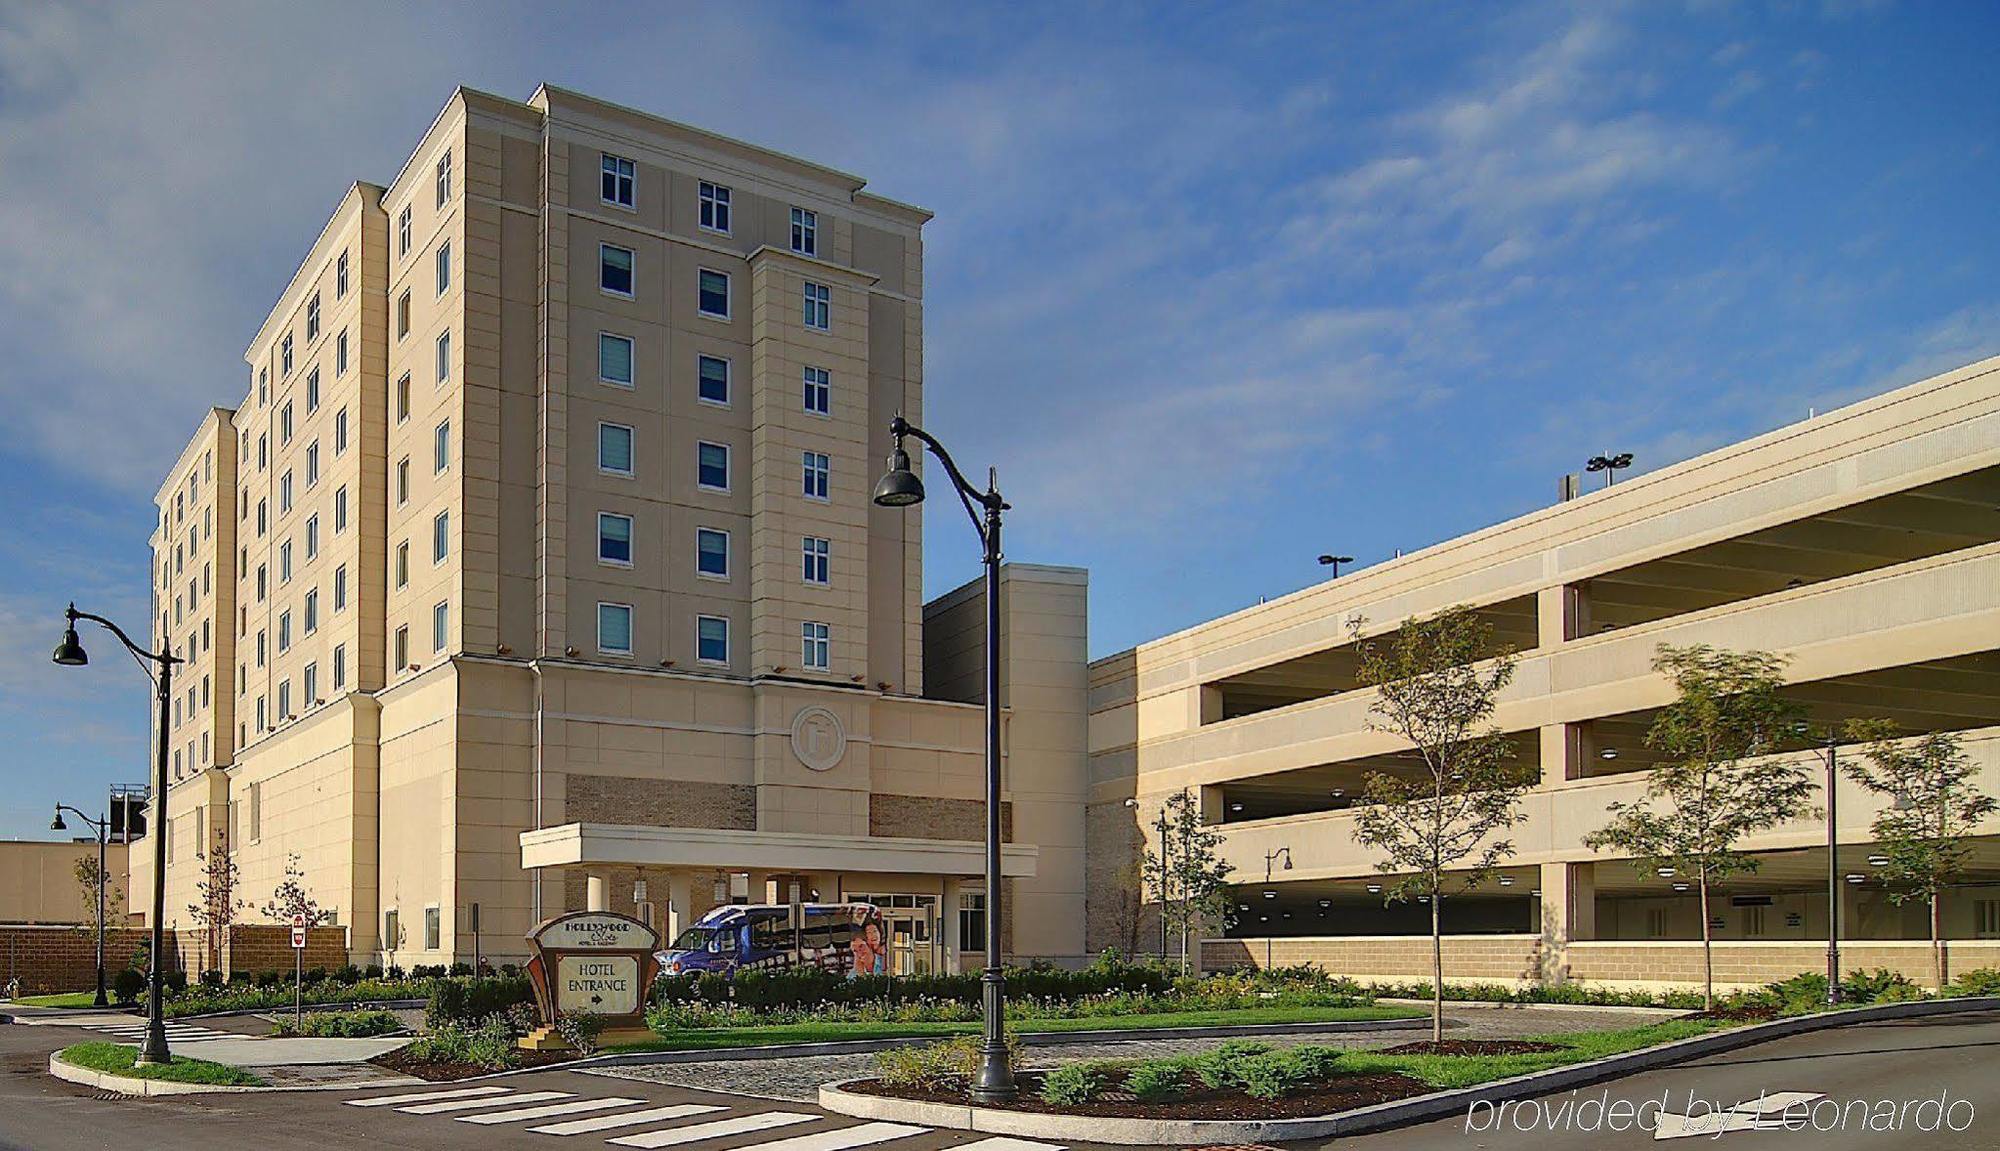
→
(1655, 1092, 1825, 1140)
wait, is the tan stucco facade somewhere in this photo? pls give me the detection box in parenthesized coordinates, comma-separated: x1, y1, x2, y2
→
(0, 841, 129, 925)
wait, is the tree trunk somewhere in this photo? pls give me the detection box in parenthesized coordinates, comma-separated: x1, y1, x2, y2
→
(1698, 872, 1714, 1013)
(1430, 886, 1444, 1044)
(1933, 895, 1947, 990)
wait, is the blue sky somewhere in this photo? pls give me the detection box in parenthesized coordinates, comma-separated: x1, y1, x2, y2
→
(1, 1, 1995, 838)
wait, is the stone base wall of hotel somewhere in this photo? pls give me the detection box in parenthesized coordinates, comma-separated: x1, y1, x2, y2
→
(1203, 934, 1550, 984)
(1566, 940, 2000, 991)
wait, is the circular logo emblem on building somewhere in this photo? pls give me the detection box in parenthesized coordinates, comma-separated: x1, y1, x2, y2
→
(790, 705, 846, 772)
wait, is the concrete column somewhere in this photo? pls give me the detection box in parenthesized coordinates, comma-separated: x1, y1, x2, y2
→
(1198, 784, 1225, 825)
(586, 874, 607, 912)
(1539, 861, 1596, 985)
(1536, 582, 1591, 647)
(1198, 685, 1223, 725)
(942, 878, 964, 972)
(1540, 722, 1597, 784)
(666, 872, 694, 940)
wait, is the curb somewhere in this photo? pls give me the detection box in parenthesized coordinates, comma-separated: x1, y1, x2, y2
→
(819, 997, 2000, 1145)
(1376, 998, 1687, 1017)
(48, 1051, 270, 1097)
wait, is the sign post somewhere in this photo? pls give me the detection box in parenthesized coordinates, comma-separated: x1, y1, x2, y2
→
(290, 913, 307, 1028)
(521, 910, 659, 1050)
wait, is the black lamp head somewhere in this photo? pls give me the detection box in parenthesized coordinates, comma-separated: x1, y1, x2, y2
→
(1317, 554, 1354, 566)
(872, 445, 925, 508)
(52, 608, 87, 667)
(49, 808, 67, 832)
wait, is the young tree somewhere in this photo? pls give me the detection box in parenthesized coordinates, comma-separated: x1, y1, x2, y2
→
(187, 852, 244, 976)
(1584, 645, 1816, 1010)
(1843, 722, 1997, 989)
(1351, 607, 1533, 1043)
(73, 855, 122, 929)
(1143, 788, 1234, 974)
(260, 853, 333, 925)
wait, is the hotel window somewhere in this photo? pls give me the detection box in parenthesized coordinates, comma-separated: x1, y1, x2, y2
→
(697, 269, 729, 318)
(958, 892, 986, 952)
(281, 333, 293, 375)
(332, 644, 346, 692)
(397, 290, 411, 340)
(435, 241, 451, 296)
(790, 207, 818, 256)
(256, 564, 267, 601)
(597, 602, 633, 655)
(396, 457, 410, 506)
(395, 541, 409, 588)
(396, 373, 411, 422)
(431, 600, 449, 651)
(334, 406, 349, 454)
(336, 328, 349, 376)
(801, 622, 830, 670)
(255, 694, 266, 731)
(256, 498, 267, 536)
(277, 678, 291, 719)
(802, 536, 830, 585)
(334, 485, 348, 533)
(281, 402, 294, 444)
(696, 527, 729, 579)
(697, 441, 730, 491)
(281, 540, 293, 582)
(698, 354, 730, 405)
(306, 367, 320, 412)
(306, 441, 319, 487)
(279, 466, 294, 511)
(598, 422, 634, 476)
(1978, 900, 2000, 939)
(698, 181, 730, 233)
(598, 512, 633, 566)
(598, 332, 633, 387)
(336, 250, 348, 298)
(259, 366, 268, 405)
(802, 451, 830, 500)
(398, 204, 411, 256)
(256, 629, 266, 667)
(393, 625, 409, 671)
(435, 149, 451, 207)
(334, 564, 347, 612)
(600, 244, 634, 297)
(258, 433, 267, 471)
(304, 589, 318, 635)
(802, 281, 830, 331)
(305, 513, 319, 559)
(803, 366, 830, 415)
(433, 419, 450, 474)
(435, 330, 450, 385)
(278, 609, 292, 653)
(696, 614, 729, 664)
(432, 510, 449, 563)
(601, 153, 635, 208)
(424, 906, 441, 951)
(306, 293, 320, 341)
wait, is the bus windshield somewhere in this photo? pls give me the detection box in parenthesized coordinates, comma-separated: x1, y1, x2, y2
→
(669, 927, 720, 952)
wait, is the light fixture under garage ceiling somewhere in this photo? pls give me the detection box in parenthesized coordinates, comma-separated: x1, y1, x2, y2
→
(1847, 873, 1866, 884)
(1317, 898, 1333, 909)
(1366, 883, 1382, 894)
(1599, 747, 1619, 760)
(1672, 882, 1690, 892)
(1498, 876, 1515, 887)
(1262, 889, 1277, 899)
(1229, 802, 1244, 813)
(1868, 854, 1890, 867)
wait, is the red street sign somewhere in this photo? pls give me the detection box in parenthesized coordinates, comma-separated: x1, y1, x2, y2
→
(291, 912, 306, 928)
(291, 927, 307, 949)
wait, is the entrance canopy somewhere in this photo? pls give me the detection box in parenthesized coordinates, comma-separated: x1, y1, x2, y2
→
(521, 822, 1038, 878)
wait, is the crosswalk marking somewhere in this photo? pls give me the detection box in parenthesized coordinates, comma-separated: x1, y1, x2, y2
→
(607, 1111, 820, 1148)
(527, 1104, 727, 1136)
(398, 1090, 575, 1114)
(455, 1096, 648, 1125)
(950, 1141, 1067, 1151)
(741, 1122, 928, 1151)
(345, 1085, 510, 1108)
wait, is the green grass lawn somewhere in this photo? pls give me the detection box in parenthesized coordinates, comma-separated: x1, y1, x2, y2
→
(58, 1042, 266, 1087)
(11, 992, 112, 1009)
(1340, 1018, 1726, 1089)
(610, 1003, 1423, 1052)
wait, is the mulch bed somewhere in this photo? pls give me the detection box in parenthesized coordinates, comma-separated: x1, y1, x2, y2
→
(369, 1046, 578, 1081)
(847, 1069, 1433, 1120)
(1375, 1039, 1563, 1056)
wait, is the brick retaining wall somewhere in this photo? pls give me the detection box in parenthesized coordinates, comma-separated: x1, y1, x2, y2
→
(0, 923, 348, 994)
(1567, 940, 2000, 990)
(1203, 934, 1549, 983)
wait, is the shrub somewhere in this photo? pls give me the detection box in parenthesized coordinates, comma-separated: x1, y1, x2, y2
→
(363, 964, 384, 979)
(555, 1011, 605, 1055)
(399, 1013, 519, 1070)
(274, 1009, 403, 1038)
(254, 970, 283, 989)
(332, 964, 362, 985)
(1237, 1050, 1319, 1100)
(1039, 1062, 1111, 1107)
(1948, 968, 2000, 997)
(874, 1034, 1025, 1095)
(1124, 1059, 1189, 1102)
(162, 970, 188, 995)
(304, 967, 329, 985)
(1194, 1039, 1270, 1090)
(426, 975, 534, 1028)
(112, 968, 145, 1005)
(199, 969, 225, 989)
(1842, 968, 1920, 1004)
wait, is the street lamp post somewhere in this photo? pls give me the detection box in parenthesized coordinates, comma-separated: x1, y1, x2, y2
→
(1263, 847, 1292, 969)
(872, 415, 1016, 1103)
(49, 804, 112, 1007)
(1316, 554, 1355, 577)
(53, 603, 179, 1065)
(1123, 798, 1173, 960)
(1822, 735, 1841, 1006)
(1585, 453, 1634, 488)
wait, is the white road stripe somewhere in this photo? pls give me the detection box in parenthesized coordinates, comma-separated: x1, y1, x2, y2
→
(951, 1140, 1067, 1151)
(345, 1085, 511, 1108)
(738, 1122, 928, 1151)
(527, 1103, 726, 1135)
(608, 1112, 820, 1148)
(455, 1097, 649, 1125)
(398, 1090, 574, 1114)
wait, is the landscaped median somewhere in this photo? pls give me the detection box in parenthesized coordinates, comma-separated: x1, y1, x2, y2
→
(50, 1042, 266, 1096)
(820, 996, 2000, 1145)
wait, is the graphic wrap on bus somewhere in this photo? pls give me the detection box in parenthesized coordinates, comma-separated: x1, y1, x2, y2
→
(656, 902, 887, 977)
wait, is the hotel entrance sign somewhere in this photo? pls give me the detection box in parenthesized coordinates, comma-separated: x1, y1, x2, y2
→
(521, 910, 660, 1049)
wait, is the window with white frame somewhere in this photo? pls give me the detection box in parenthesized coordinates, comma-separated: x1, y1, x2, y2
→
(280, 471, 293, 513)
(396, 373, 411, 422)
(332, 644, 346, 692)
(336, 250, 348, 298)
(598, 512, 633, 566)
(306, 441, 319, 487)
(801, 621, 830, 670)
(432, 510, 449, 563)
(435, 150, 451, 208)
(396, 457, 409, 505)
(397, 290, 411, 340)
(802, 281, 830, 330)
(698, 181, 731, 232)
(334, 563, 347, 612)
(597, 602, 633, 655)
(334, 485, 348, 533)
(277, 678, 291, 719)
(790, 207, 818, 256)
(696, 614, 729, 664)
(802, 451, 830, 500)
(304, 513, 319, 560)
(432, 599, 449, 651)
(600, 244, 634, 297)
(435, 330, 451, 385)
(306, 293, 321, 341)
(280, 539, 292, 582)
(697, 441, 730, 491)
(696, 527, 729, 579)
(598, 422, 633, 476)
(394, 625, 409, 671)
(803, 366, 830, 415)
(601, 153, 635, 207)
(281, 333, 294, 375)
(436, 241, 451, 296)
(306, 367, 320, 412)
(697, 269, 729, 318)
(598, 332, 634, 387)
(336, 327, 349, 375)
(303, 588, 318, 635)
(281, 402, 294, 443)
(278, 609, 292, 652)
(334, 406, 349, 454)
(395, 541, 408, 588)
(398, 204, 411, 256)
(433, 419, 450, 474)
(802, 536, 830, 585)
(697, 354, 730, 405)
